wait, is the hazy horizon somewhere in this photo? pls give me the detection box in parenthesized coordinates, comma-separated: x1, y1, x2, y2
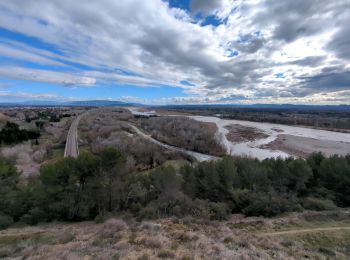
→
(0, 0, 349, 105)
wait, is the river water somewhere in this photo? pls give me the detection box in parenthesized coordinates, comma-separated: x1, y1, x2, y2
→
(190, 116, 350, 160)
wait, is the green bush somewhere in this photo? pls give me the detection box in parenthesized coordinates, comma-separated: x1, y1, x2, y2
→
(208, 202, 229, 220)
(1, 150, 350, 224)
(243, 193, 299, 217)
(301, 197, 338, 211)
(0, 213, 13, 230)
(19, 208, 48, 225)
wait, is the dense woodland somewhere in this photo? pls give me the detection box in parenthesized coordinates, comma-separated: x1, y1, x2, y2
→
(0, 122, 40, 145)
(165, 107, 350, 131)
(138, 116, 226, 156)
(1, 149, 349, 229)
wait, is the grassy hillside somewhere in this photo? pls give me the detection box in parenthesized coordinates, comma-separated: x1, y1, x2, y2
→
(1, 210, 349, 259)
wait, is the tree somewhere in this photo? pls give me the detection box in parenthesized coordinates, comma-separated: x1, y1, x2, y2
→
(0, 158, 20, 218)
(98, 148, 127, 213)
(287, 159, 312, 195)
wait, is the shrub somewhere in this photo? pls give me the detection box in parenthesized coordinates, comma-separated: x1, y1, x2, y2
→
(100, 218, 127, 238)
(209, 202, 229, 220)
(243, 193, 297, 217)
(19, 208, 48, 225)
(157, 250, 175, 259)
(0, 213, 13, 230)
(301, 197, 338, 211)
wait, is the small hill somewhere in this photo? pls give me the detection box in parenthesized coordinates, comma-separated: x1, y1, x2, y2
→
(0, 112, 9, 123)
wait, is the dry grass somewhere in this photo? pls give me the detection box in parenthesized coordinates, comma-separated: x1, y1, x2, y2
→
(1, 144, 46, 178)
(1, 211, 349, 259)
(225, 124, 269, 143)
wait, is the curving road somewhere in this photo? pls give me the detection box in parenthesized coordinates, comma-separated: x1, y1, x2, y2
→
(128, 124, 218, 162)
(63, 109, 218, 161)
(64, 113, 86, 158)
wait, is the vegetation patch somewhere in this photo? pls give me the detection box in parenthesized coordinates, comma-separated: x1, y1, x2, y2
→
(0, 122, 40, 145)
(225, 124, 268, 142)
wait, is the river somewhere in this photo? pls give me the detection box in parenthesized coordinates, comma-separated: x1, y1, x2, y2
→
(190, 116, 350, 160)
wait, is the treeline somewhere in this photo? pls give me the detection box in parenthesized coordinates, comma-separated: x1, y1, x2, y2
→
(0, 122, 40, 145)
(1, 150, 350, 229)
(25, 110, 72, 123)
(219, 109, 350, 130)
(167, 107, 350, 130)
(138, 116, 225, 156)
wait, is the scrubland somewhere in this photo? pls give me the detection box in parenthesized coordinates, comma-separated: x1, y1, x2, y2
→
(137, 116, 226, 156)
(1, 211, 349, 259)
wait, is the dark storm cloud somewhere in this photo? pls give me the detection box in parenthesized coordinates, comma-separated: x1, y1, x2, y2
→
(232, 33, 266, 53)
(327, 24, 350, 61)
(254, 1, 350, 43)
(190, 0, 224, 14)
(301, 71, 350, 92)
(288, 56, 326, 67)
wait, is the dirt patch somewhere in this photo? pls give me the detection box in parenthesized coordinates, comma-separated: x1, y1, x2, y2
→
(272, 127, 284, 133)
(0, 112, 9, 123)
(225, 124, 269, 143)
(262, 134, 350, 158)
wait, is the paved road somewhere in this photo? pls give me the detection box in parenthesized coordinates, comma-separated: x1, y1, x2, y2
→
(64, 113, 85, 158)
(128, 124, 218, 162)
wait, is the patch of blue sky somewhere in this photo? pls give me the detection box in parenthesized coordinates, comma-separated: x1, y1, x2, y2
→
(0, 56, 72, 72)
(254, 31, 261, 37)
(237, 35, 249, 43)
(1, 79, 189, 101)
(0, 28, 62, 55)
(275, 73, 285, 78)
(226, 49, 239, 58)
(167, 0, 225, 27)
(201, 15, 225, 27)
(0, 42, 142, 78)
(166, 0, 191, 11)
(180, 80, 195, 86)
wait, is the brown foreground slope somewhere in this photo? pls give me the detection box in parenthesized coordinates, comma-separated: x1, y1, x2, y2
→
(1, 210, 350, 259)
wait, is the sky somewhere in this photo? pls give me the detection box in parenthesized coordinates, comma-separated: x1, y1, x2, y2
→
(0, 0, 349, 105)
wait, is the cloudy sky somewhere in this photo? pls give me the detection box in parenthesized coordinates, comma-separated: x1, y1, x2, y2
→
(0, 0, 349, 104)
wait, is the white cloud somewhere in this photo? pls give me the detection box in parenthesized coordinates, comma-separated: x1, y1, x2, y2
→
(0, 0, 348, 104)
(0, 66, 96, 86)
(0, 90, 68, 101)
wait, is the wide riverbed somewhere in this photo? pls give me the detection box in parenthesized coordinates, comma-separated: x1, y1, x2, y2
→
(190, 116, 350, 160)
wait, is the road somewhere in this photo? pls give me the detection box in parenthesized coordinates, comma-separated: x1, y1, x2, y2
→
(128, 124, 218, 162)
(64, 113, 86, 158)
(64, 109, 218, 161)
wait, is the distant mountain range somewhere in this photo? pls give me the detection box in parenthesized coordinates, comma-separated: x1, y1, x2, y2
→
(0, 100, 142, 107)
(67, 100, 141, 107)
(0, 100, 349, 111)
(161, 103, 350, 111)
